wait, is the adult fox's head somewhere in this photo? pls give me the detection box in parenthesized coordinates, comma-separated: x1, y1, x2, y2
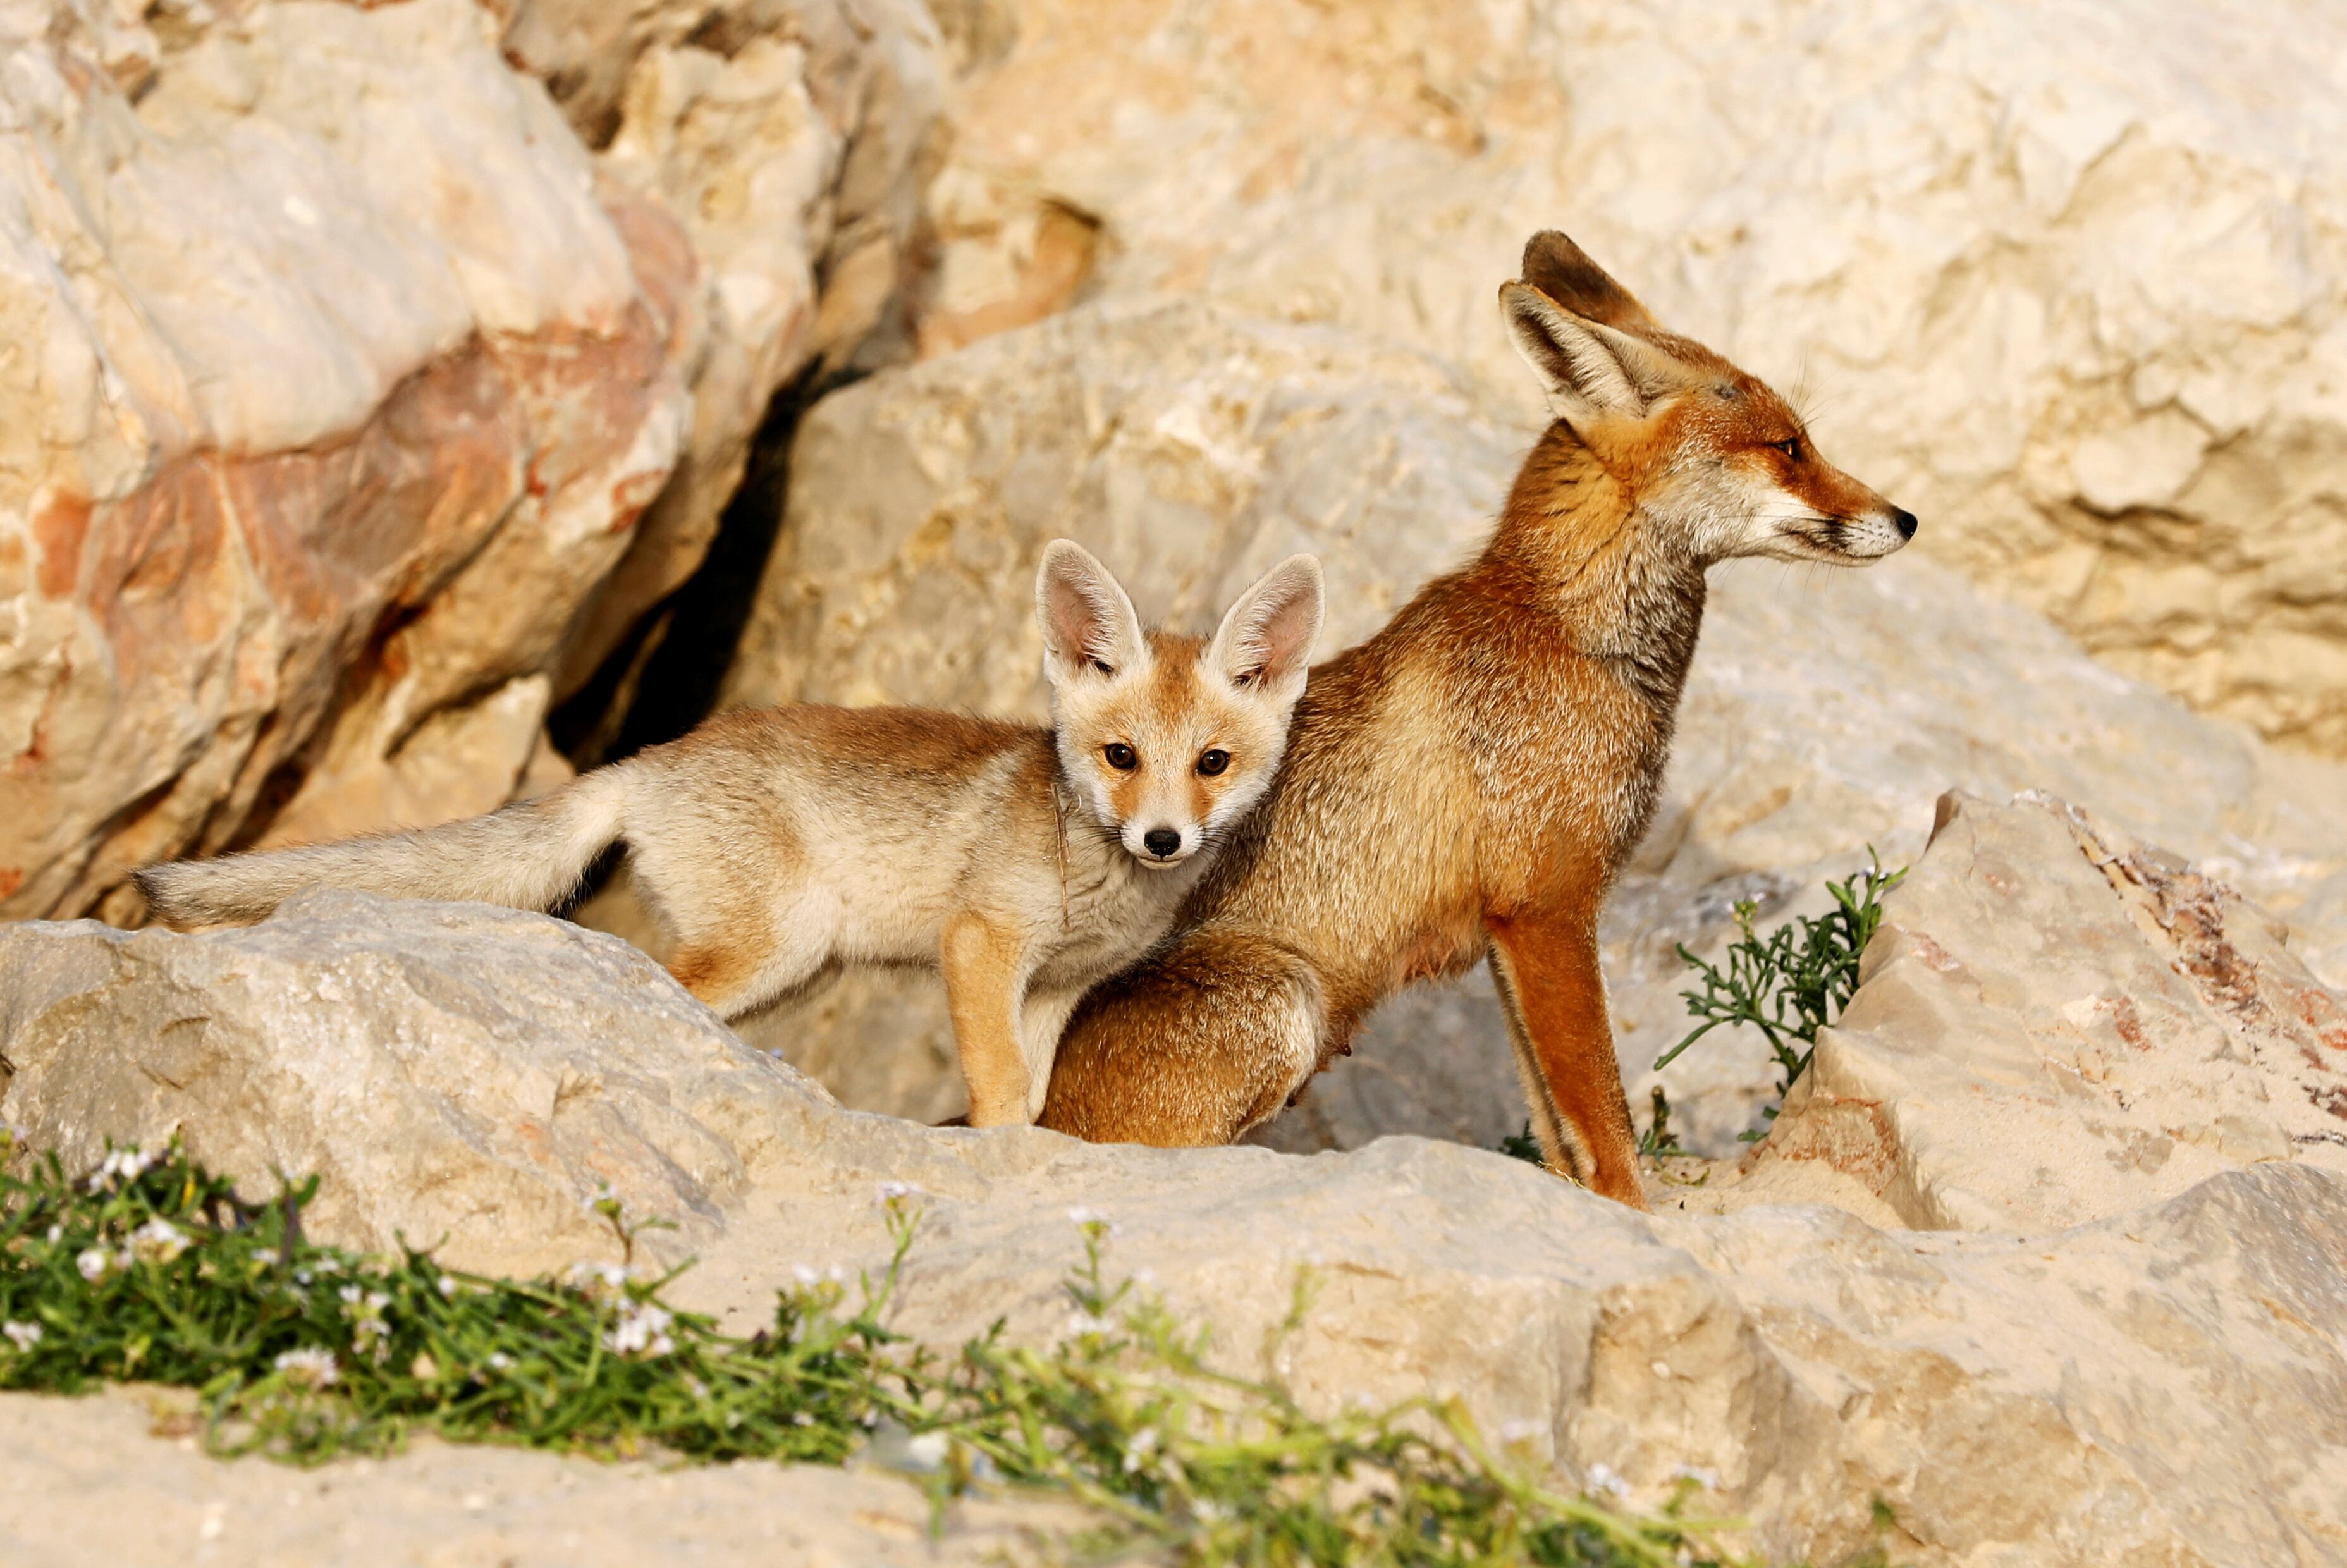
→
(1036, 542, 1323, 869)
(1499, 231, 1915, 566)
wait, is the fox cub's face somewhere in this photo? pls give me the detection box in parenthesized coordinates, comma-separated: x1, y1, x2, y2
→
(1036, 543, 1324, 869)
(1500, 232, 1916, 567)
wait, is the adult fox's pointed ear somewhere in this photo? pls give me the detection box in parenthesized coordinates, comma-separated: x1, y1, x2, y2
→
(1036, 539, 1147, 682)
(1501, 278, 1689, 429)
(1209, 554, 1323, 704)
(1519, 231, 1657, 331)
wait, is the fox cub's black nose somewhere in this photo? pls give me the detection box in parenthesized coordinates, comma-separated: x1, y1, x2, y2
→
(1143, 828, 1182, 857)
(1892, 508, 1918, 539)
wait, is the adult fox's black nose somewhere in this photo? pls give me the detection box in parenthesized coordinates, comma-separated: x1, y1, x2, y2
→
(1143, 828, 1182, 857)
(1892, 507, 1918, 539)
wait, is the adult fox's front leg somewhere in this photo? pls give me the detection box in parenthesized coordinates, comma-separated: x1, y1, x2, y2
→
(1484, 903, 1646, 1209)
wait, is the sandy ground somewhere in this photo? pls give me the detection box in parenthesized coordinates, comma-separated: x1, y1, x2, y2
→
(3, 1386, 1101, 1568)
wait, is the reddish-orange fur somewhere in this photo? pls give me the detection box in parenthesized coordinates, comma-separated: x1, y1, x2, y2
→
(1039, 232, 1913, 1206)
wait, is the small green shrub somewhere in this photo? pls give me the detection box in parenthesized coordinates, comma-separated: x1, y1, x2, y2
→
(1, 1129, 1752, 1565)
(1655, 852, 1906, 1137)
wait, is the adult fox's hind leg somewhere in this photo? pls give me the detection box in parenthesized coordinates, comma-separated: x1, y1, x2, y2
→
(1040, 930, 1322, 1144)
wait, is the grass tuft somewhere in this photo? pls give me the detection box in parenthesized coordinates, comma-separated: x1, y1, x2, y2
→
(1, 1127, 1756, 1565)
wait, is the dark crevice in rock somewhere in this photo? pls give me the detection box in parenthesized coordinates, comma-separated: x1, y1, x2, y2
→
(551, 361, 864, 771)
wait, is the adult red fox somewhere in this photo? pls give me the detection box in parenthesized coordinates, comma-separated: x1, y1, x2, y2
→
(1039, 231, 1915, 1208)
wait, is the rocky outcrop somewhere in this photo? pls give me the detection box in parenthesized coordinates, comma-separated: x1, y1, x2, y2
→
(491, 0, 948, 694)
(687, 297, 2347, 1153)
(0, 890, 836, 1275)
(1744, 791, 2347, 1230)
(0, 0, 944, 925)
(0, 0, 683, 921)
(919, 0, 2347, 757)
(6, 895, 2346, 1565)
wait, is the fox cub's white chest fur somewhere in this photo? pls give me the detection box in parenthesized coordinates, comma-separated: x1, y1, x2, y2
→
(137, 542, 1325, 1127)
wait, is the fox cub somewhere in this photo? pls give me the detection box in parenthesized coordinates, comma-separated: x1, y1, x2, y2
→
(137, 542, 1325, 1128)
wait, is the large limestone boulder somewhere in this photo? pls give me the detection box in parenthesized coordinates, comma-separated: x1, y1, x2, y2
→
(921, 0, 2347, 757)
(6, 895, 2346, 1565)
(683, 297, 2347, 1154)
(0, 0, 689, 921)
(0, 0, 944, 925)
(0, 890, 836, 1274)
(1743, 791, 2347, 1230)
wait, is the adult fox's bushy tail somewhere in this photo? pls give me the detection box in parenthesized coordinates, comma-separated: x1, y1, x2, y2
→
(134, 771, 632, 927)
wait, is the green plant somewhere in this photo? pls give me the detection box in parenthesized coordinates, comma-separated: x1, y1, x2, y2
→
(1655, 852, 1906, 1137)
(1498, 1087, 1682, 1168)
(1634, 1087, 1684, 1160)
(1498, 1124, 1546, 1163)
(1, 1129, 1754, 1565)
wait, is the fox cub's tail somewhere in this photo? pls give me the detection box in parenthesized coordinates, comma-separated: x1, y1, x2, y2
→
(134, 771, 632, 928)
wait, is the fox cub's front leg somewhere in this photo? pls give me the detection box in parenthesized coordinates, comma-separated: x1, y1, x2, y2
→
(940, 913, 1035, 1127)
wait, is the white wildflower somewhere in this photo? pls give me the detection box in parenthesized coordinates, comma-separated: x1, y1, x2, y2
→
(1067, 1206, 1119, 1239)
(128, 1218, 190, 1265)
(874, 1180, 923, 1206)
(1670, 1463, 1720, 1490)
(1063, 1308, 1112, 1338)
(603, 1297, 676, 1358)
(44, 1224, 62, 1244)
(436, 1275, 458, 1299)
(252, 1248, 279, 1267)
(790, 1265, 821, 1287)
(1123, 1426, 1160, 1474)
(1498, 1418, 1546, 1445)
(3, 1320, 42, 1352)
(75, 1247, 111, 1283)
(96, 1146, 155, 1185)
(567, 1261, 629, 1303)
(346, 1290, 393, 1359)
(902, 1431, 950, 1469)
(1585, 1461, 1630, 1498)
(274, 1347, 339, 1388)
(486, 1351, 515, 1372)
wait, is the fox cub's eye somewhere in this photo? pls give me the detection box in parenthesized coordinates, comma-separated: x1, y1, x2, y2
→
(1774, 438, 1803, 462)
(1196, 749, 1230, 777)
(1103, 742, 1137, 771)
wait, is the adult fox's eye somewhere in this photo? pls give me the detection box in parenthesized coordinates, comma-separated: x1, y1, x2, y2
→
(1775, 438, 1803, 461)
(1196, 749, 1230, 777)
(1103, 742, 1137, 771)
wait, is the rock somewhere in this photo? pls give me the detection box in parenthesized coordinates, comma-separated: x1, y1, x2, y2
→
(0, 890, 835, 1275)
(0, 0, 945, 924)
(687, 297, 2347, 1153)
(1743, 791, 2347, 1230)
(0, 1386, 1081, 1567)
(491, 0, 950, 694)
(0, 0, 689, 921)
(9, 895, 2347, 1564)
(916, 0, 2347, 757)
(701, 1145, 2347, 1568)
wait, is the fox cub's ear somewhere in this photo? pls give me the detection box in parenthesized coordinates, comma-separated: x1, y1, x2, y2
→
(1210, 554, 1324, 702)
(1036, 539, 1148, 681)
